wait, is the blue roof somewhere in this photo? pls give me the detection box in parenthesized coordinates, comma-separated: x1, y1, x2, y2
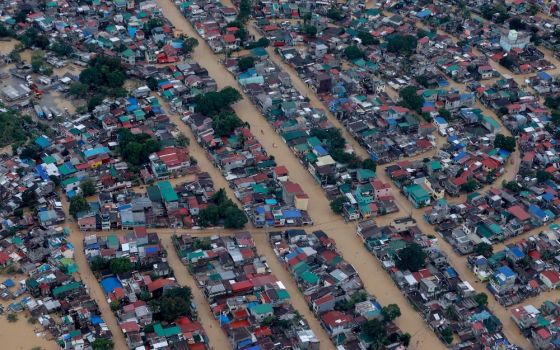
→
(3, 279, 14, 288)
(435, 117, 448, 124)
(35, 165, 50, 181)
(100, 277, 122, 294)
(416, 9, 431, 18)
(84, 147, 110, 158)
(446, 267, 458, 278)
(508, 246, 525, 259)
(538, 71, 552, 80)
(453, 151, 467, 162)
(35, 136, 51, 149)
(256, 206, 265, 214)
(283, 210, 302, 218)
(528, 204, 547, 219)
(313, 145, 329, 156)
(91, 315, 103, 325)
(496, 266, 515, 278)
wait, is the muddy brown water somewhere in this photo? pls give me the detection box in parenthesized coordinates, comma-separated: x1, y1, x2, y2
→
(155, 0, 448, 348)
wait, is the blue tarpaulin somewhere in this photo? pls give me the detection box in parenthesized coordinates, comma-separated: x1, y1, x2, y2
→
(3, 279, 14, 288)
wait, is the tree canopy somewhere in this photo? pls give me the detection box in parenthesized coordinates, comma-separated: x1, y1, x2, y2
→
(80, 178, 97, 197)
(473, 242, 493, 258)
(151, 287, 193, 322)
(357, 31, 379, 45)
(193, 87, 242, 116)
(79, 56, 128, 97)
(344, 45, 365, 60)
(494, 134, 516, 152)
(330, 196, 346, 214)
(387, 34, 417, 56)
(0, 109, 33, 148)
(110, 257, 134, 274)
(198, 189, 247, 228)
(395, 243, 427, 272)
(117, 129, 161, 167)
(238, 56, 255, 72)
(399, 86, 424, 113)
(69, 195, 90, 218)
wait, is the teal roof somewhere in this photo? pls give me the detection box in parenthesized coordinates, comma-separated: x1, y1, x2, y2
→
(251, 303, 273, 315)
(157, 181, 179, 202)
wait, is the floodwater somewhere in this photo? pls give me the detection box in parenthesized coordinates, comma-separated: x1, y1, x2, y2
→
(155, 0, 447, 348)
(159, 235, 233, 350)
(0, 273, 58, 350)
(0, 316, 58, 350)
(59, 195, 129, 349)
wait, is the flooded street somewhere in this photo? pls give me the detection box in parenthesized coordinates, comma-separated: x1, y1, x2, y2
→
(155, 0, 447, 348)
(59, 195, 129, 350)
(159, 235, 233, 350)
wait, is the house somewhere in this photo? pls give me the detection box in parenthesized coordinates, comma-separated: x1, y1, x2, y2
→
(404, 184, 431, 208)
(489, 266, 517, 295)
(539, 270, 560, 289)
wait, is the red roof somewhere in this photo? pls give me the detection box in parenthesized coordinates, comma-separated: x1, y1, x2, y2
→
(508, 205, 530, 221)
(156, 147, 189, 168)
(147, 278, 175, 293)
(541, 270, 560, 284)
(321, 310, 353, 327)
(120, 321, 141, 333)
(231, 280, 253, 293)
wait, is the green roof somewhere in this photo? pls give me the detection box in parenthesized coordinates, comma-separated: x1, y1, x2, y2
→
(107, 235, 119, 247)
(251, 303, 273, 315)
(300, 271, 319, 284)
(277, 289, 290, 300)
(154, 323, 182, 337)
(429, 160, 442, 171)
(52, 281, 82, 297)
(157, 181, 178, 202)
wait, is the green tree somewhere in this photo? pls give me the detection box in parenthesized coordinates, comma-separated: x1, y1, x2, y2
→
(474, 292, 488, 307)
(362, 319, 386, 347)
(194, 87, 242, 116)
(21, 189, 37, 208)
(303, 24, 317, 37)
(109, 301, 120, 311)
(109, 257, 134, 274)
(473, 242, 493, 258)
(503, 181, 522, 193)
(80, 178, 97, 197)
(357, 31, 379, 45)
(330, 196, 346, 214)
(118, 129, 161, 166)
(537, 170, 552, 183)
(361, 159, 377, 172)
(381, 304, 401, 322)
(223, 206, 248, 229)
(7, 313, 17, 322)
(440, 326, 453, 344)
(387, 34, 417, 56)
(238, 0, 251, 22)
(238, 56, 255, 72)
(494, 134, 516, 152)
(327, 6, 344, 21)
(344, 45, 364, 60)
(88, 95, 104, 111)
(461, 180, 478, 192)
(91, 338, 114, 350)
(212, 112, 243, 137)
(438, 108, 451, 119)
(152, 287, 193, 322)
(499, 55, 515, 70)
(395, 243, 426, 272)
(182, 37, 199, 54)
(509, 17, 526, 31)
(147, 77, 158, 91)
(69, 195, 89, 218)
(90, 256, 109, 271)
(69, 82, 89, 98)
(399, 86, 424, 112)
(400, 333, 411, 346)
(50, 40, 74, 57)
